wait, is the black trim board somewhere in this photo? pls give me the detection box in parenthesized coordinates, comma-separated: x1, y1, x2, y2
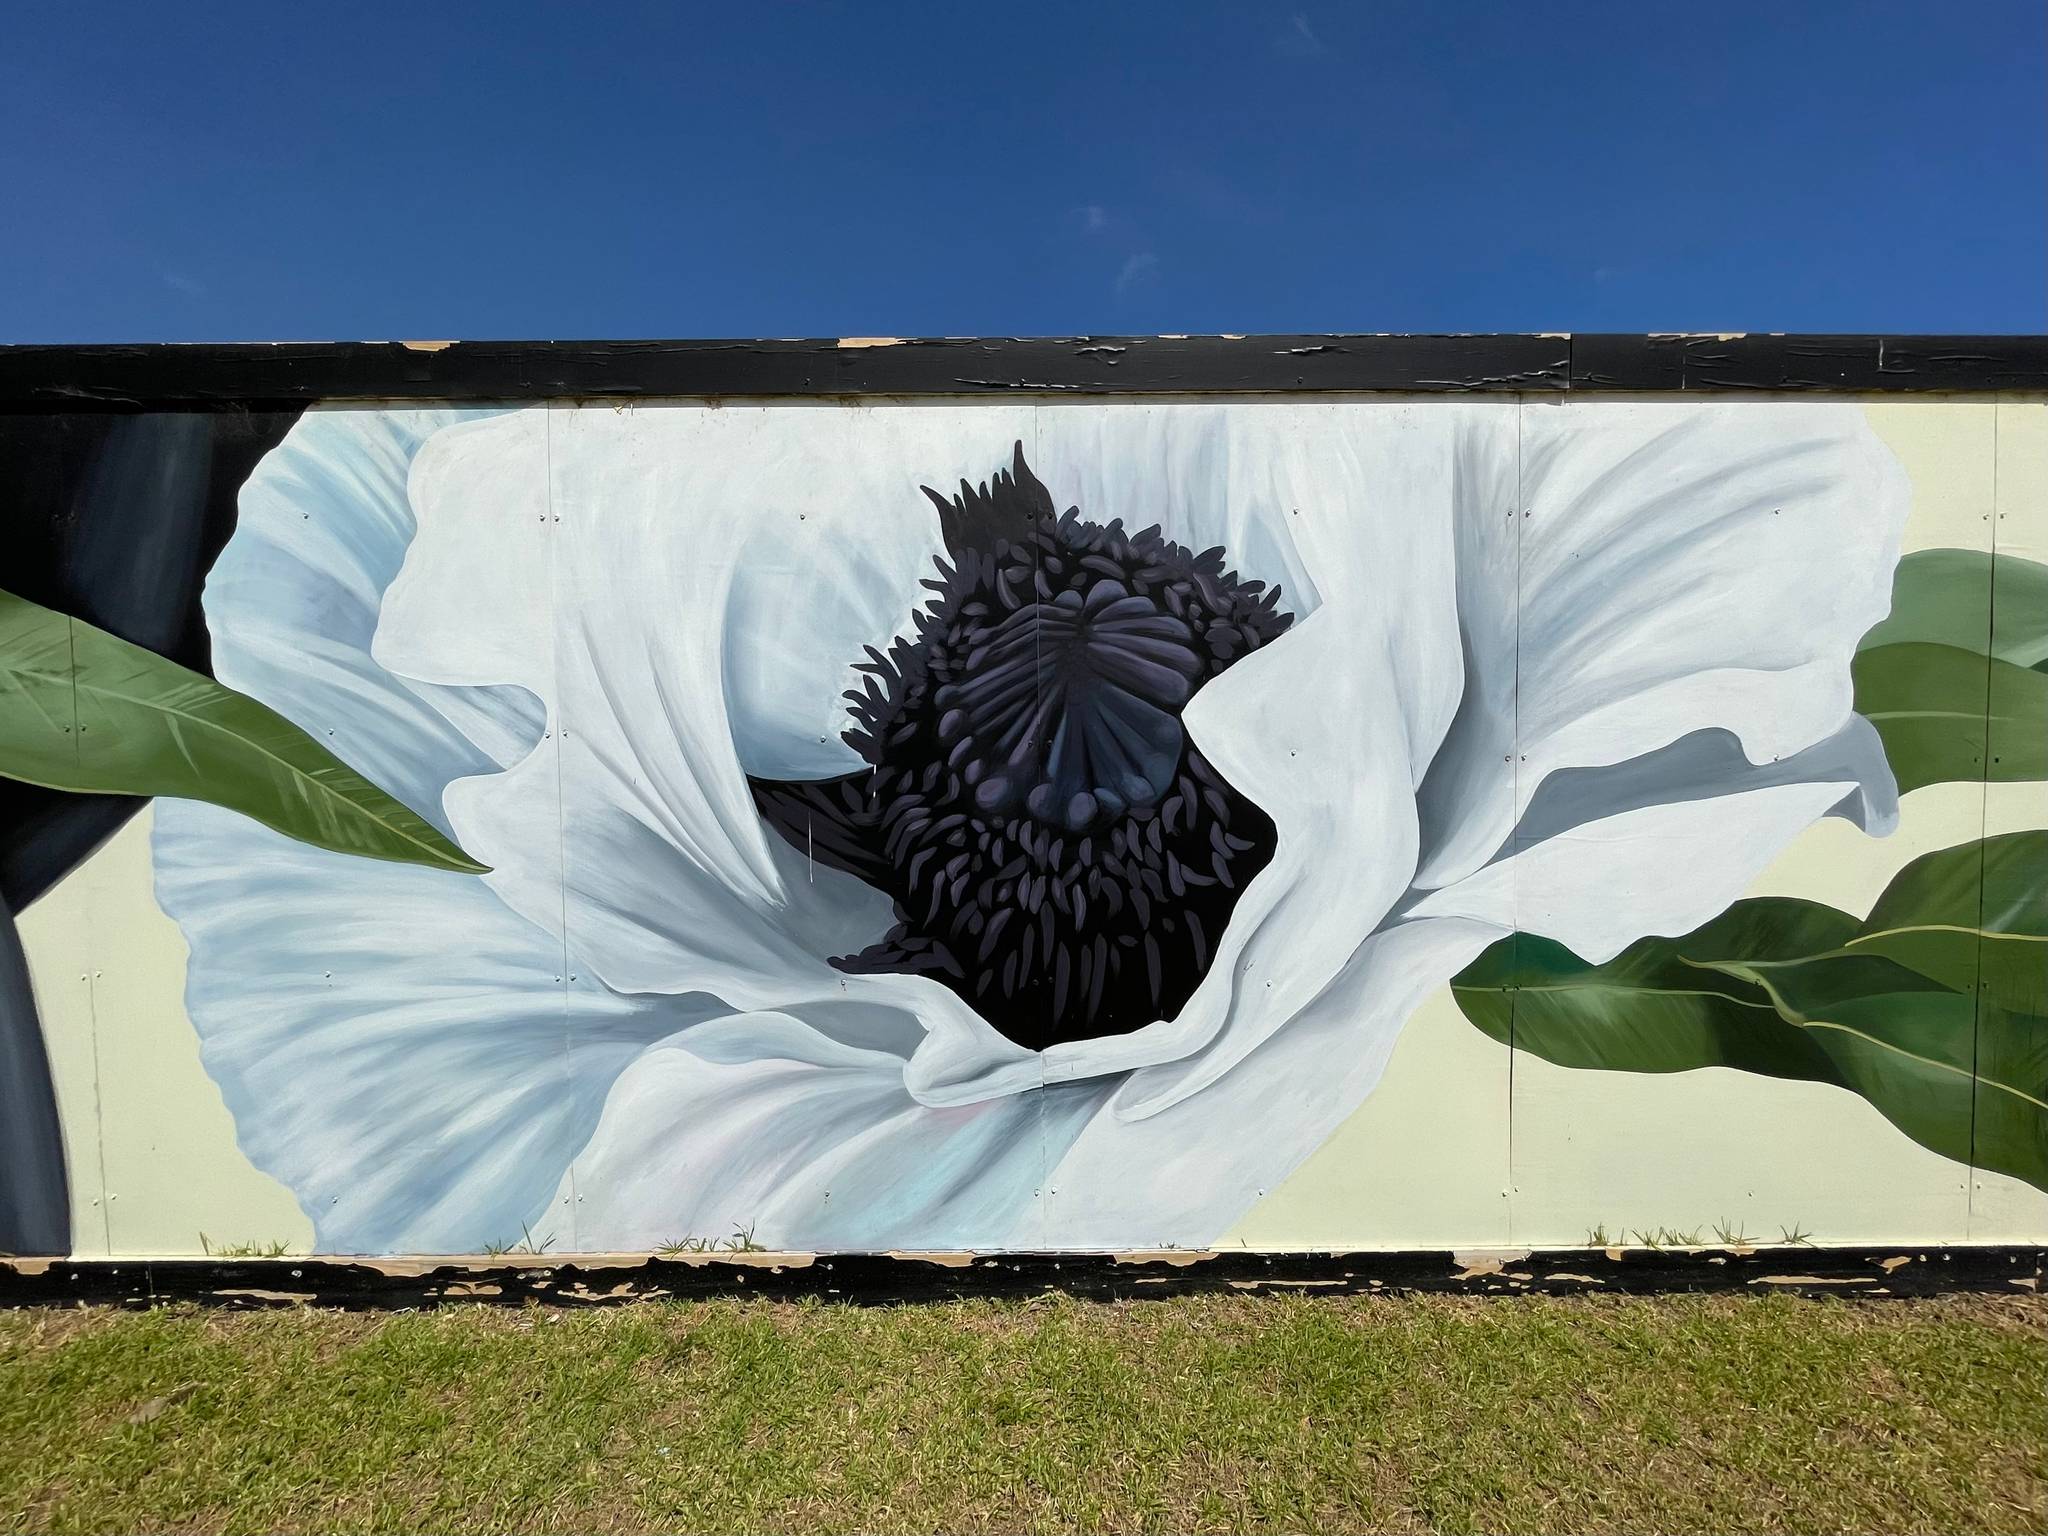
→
(4, 1247, 2041, 1309)
(1, 335, 2044, 408)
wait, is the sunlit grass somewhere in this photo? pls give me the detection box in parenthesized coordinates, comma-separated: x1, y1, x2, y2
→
(1, 1293, 2041, 1533)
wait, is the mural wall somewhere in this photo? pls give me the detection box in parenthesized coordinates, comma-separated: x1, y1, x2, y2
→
(3, 396, 2044, 1258)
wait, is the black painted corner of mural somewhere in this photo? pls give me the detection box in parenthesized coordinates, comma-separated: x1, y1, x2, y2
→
(748, 442, 1293, 1052)
(0, 406, 305, 909)
(0, 405, 304, 1255)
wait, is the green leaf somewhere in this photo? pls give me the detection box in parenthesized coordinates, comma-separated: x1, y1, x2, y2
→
(1862, 547, 2048, 668)
(1451, 898, 1860, 1071)
(1848, 833, 2048, 1015)
(0, 589, 486, 874)
(1697, 952, 2010, 1175)
(1452, 834, 2048, 1192)
(1992, 549, 2048, 672)
(1853, 643, 2047, 792)
(1859, 548, 1989, 656)
(1854, 550, 2048, 790)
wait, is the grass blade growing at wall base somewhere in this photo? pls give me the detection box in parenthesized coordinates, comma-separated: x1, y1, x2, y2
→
(0, 589, 485, 874)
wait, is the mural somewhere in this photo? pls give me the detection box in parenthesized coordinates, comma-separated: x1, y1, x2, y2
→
(3, 397, 2043, 1257)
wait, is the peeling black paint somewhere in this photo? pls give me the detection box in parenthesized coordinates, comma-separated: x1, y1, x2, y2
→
(2, 1247, 2039, 1310)
(0, 334, 2041, 408)
(1569, 333, 2048, 392)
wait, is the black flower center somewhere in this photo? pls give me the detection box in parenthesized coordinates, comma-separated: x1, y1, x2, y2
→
(748, 444, 1294, 1051)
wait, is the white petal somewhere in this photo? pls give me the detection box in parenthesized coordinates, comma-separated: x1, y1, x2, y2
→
(1024, 400, 1328, 623)
(1043, 915, 1500, 1247)
(1510, 713, 1898, 853)
(561, 1011, 1112, 1252)
(377, 402, 1489, 1112)
(376, 407, 1056, 1111)
(379, 405, 1002, 961)
(1415, 402, 1910, 888)
(163, 405, 682, 1255)
(570, 915, 1500, 1252)
(1411, 775, 1866, 965)
(152, 800, 701, 1254)
(1023, 404, 1481, 1108)
(208, 405, 539, 824)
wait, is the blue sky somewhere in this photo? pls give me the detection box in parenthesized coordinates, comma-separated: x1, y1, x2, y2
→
(2, 2, 2041, 342)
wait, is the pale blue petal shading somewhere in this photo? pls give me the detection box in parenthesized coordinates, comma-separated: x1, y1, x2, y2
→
(1506, 714, 1900, 855)
(205, 405, 542, 829)
(565, 1010, 1110, 1252)
(153, 799, 710, 1254)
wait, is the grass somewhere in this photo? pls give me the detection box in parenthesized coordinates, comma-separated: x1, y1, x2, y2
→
(193, 1238, 293, 1260)
(0, 1293, 2042, 1533)
(655, 1223, 766, 1256)
(479, 1223, 555, 1260)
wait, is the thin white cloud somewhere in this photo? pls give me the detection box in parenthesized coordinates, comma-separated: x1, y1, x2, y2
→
(1275, 13, 1328, 58)
(1115, 251, 1160, 297)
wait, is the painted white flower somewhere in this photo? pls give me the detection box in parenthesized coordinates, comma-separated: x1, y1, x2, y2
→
(153, 399, 1908, 1254)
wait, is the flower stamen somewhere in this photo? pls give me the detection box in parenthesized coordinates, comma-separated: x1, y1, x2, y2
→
(750, 444, 1293, 1050)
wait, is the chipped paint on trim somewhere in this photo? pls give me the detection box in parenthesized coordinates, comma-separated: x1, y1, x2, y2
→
(6, 335, 2044, 408)
(1452, 1248, 1533, 1270)
(1, 1245, 2039, 1309)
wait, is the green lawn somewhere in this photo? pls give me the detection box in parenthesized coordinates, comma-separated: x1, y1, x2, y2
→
(2, 1293, 2042, 1534)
